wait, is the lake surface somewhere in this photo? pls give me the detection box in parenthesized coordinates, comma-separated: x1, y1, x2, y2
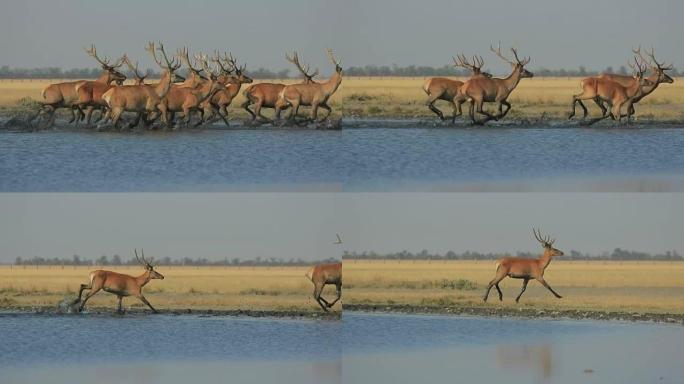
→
(2, 126, 684, 191)
(0, 313, 341, 384)
(342, 312, 684, 384)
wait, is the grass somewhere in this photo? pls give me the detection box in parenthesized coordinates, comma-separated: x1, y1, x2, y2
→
(2, 76, 683, 121)
(344, 259, 684, 314)
(0, 265, 339, 313)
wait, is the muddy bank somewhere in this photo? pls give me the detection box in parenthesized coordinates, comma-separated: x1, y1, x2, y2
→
(344, 303, 684, 325)
(0, 305, 340, 320)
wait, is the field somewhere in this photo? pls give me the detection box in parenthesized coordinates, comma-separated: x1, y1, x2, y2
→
(344, 260, 684, 315)
(2, 76, 683, 121)
(0, 265, 340, 313)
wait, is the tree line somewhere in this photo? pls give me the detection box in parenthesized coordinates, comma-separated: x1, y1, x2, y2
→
(11, 255, 338, 267)
(1, 64, 680, 79)
(342, 248, 683, 261)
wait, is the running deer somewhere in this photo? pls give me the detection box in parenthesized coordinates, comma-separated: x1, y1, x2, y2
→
(160, 51, 224, 128)
(76, 249, 165, 313)
(423, 54, 491, 123)
(458, 43, 533, 125)
(275, 49, 343, 123)
(101, 42, 182, 129)
(305, 262, 342, 312)
(483, 229, 564, 303)
(73, 45, 128, 125)
(241, 52, 316, 122)
(200, 52, 253, 125)
(31, 46, 125, 128)
(593, 47, 674, 118)
(569, 56, 654, 123)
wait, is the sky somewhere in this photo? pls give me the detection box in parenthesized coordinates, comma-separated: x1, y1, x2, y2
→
(0, 0, 681, 74)
(1, 193, 682, 262)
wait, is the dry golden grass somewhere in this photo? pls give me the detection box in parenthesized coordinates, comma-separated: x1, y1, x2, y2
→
(2, 77, 683, 120)
(344, 260, 684, 314)
(0, 265, 340, 312)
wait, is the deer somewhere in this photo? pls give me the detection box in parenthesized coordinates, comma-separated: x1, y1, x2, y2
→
(483, 229, 564, 303)
(31, 46, 126, 129)
(101, 42, 182, 130)
(569, 56, 654, 124)
(159, 50, 225, 128)
(199, 52, 253, 126)
(305, 262, 342, 312)
(241, 52, 316, 122)
(458, 43, 533, 125)
(76, 249, 164, 313)
(592, 47, 674, 119)
(275, 49, 343, 124)
(423, 54, 491, 123)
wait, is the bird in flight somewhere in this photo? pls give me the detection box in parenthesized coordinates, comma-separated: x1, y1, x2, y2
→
(334, 233, 343, 244)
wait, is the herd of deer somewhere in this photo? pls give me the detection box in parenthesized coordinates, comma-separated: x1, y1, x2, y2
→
(31, 43, 343, 129)
(425, 45, 674, 125)
(74, 228, 564, 313)
(31, 43, 674, 130)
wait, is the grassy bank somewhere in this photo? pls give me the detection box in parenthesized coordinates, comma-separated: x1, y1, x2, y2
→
(2, 77, 683, 121)
(344, 260, 684, 316)
(0, 265, 340, 314)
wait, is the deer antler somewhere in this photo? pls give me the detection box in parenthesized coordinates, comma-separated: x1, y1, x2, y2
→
(85, 44, 123, 69)
(641, 47, 673, 71)
(453, 53, 484, 73)
(211, 51, 233, 75)
(628, 56, 647, 78)
(286, 51, 318, 80)
(490, 42, 515, 66)
(327, 48, 341, 68)
(121, 54, 146, 83)
(533, 228, 555, 247)
(196, 53, 218, 80)
(146, 42, 179, 71)
(178, 47, 203, 76)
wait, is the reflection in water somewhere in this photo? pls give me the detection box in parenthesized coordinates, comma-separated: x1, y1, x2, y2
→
(496, 344, 554, 381)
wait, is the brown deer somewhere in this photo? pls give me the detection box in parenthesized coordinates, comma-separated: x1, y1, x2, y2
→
(241, 52, 316, 122)
(458, 43, 533, 125)
(77, 249, 165, 313)
(305, 262, 342, 312)
(159, 51, 224, 128)
(592, 47, 674, 118)
(424, 54, 491, 123)
(200, 52, 253, 125)
(31, 46, 125, 128)
(569, 57, 653, 123)
(275, 49, 343, 123)
(101, 42, 181, 130)
(483, 229, 564, 303)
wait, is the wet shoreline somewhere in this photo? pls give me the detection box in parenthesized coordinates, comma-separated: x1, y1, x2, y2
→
(344, 303, 684, 325)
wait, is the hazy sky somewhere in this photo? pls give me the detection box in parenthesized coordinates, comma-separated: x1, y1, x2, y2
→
(1, 193, 682, 262)
(0, 0, 681, 73)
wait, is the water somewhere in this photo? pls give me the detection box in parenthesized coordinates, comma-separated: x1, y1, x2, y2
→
(2, 126, 684, 191)
(0, 313, 341, 384)
(342, 312, 684, 384)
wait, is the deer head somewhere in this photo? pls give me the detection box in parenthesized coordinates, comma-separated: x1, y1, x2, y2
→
(84, 44, 127, 85)
(135, 249, 164, 279)
(219, 52, 253, 84)
(533, 228, 563, 257)
(491, 43, 533, 79)
(634, 46, 674, 84)
(121, 54, 147, 85)
(628, 56, 655, 88)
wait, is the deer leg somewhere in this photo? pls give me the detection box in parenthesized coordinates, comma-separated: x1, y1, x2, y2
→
(128, 112, 142, 130)
(85, 107, 95, 125)
(592, 97, 607, 117)
(451, 98, 464, 123)
(427, 97, 445, 120)
(66, 107, 76, 124)
(536, 277, 562, 299)
(474, 101, 495, 125)
(117, 296, 124, 314)
(313, 283, 328, 312)
(495, 283, 503, 301)
(92, 108, 105, 124)
(499, 100, 512, 119)
(318, 103, 332, 122)
(78, 286, 102, 312)
(241, 98, 256, 120)
(217, 105, 231, 126)
(515, 278, 530, 303)
(327, 283, 342, 308)
(569, 95, 589, 120)
(483, 275, 505, 302)
(136, 294, 158, 313)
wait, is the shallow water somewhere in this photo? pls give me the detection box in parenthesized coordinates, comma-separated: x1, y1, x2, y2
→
(0, 313, 341, 384)
(342, 312, 684, 384)
(2, 126, 684, 191)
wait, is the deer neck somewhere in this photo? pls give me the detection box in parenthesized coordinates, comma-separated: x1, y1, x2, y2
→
(639, 73, 660, 96)
(155, 70, 173, 99)
(135, 270, 152, 287)
(197, 80, 217, 102)
(322, 72, 343, 97)
(501, 68, 523, 96)
(538, 251, 553, 271)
